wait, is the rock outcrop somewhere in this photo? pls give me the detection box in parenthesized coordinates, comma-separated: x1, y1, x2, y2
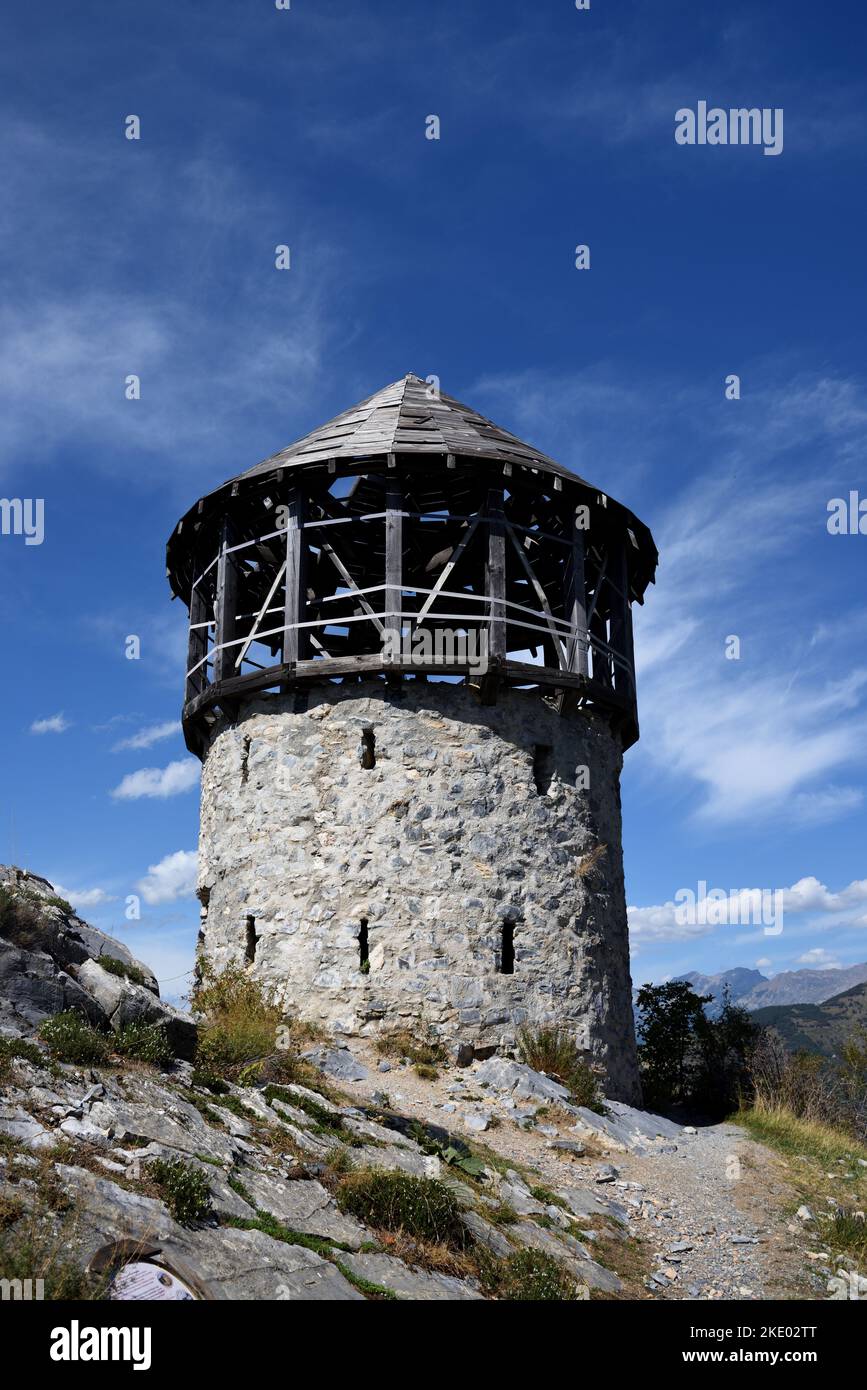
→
(0, 865, 678, 1302)
(0, 866, 194, 1057)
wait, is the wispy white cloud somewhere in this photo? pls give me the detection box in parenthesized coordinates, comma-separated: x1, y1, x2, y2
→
(110, 760, 200, 801)
(137, 850, 198, 906)
(30, 713, 70, 735)
(0, 119, 340, 486)
(796, 947, 842, 970)
(113, 720, 181, 752)
(51, 882, 117, 910)
(629, 876, 867, 945)
(476, 364, 867, 829)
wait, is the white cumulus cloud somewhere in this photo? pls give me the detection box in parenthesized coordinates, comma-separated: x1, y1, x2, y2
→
(629, 876, 867, 944)
(51, 883, 117, 910)
(30, 712, 70, 734)
(110, 759, 200, 800)
(136, 850, 198, 905)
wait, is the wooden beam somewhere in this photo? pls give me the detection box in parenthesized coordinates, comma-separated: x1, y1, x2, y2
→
(319, 538, 386, 637)
(384, 480, 403, 640)
(608, 540, 635, 700)
(590, 611, 612, 687)
(417, 516, 479, 622)
(564, 509, 589, 678)
(282, 489, 307, 664)
(213, 518, 239, 685)
(183, 654, 635, 719)
(504, 521, 568, 670)
(486, 487, 507, 660)
(237, 560, 286, 669)
(185, 580, 209, 702)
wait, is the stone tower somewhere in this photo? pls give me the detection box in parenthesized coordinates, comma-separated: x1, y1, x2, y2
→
(167, 375, 657, 1101)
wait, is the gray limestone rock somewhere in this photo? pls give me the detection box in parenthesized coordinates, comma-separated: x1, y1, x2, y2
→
(473, 1057, 571, 1103)
(0, 1103, 55, 1149)
(235, 1171, 368, 1250)
(301, 1047, 369, 1083)
(460, 1209, 514, 1258)
(339, 1251, 483, 1300)
(75, 959, 197, 1059)
(52, 1165, 362, 1300)
(572, 1100, 682, 1153)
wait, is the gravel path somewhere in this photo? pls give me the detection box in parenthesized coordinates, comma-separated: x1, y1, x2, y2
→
(617, 1121, 808, 1299)
(345, 1043, 809, 1300)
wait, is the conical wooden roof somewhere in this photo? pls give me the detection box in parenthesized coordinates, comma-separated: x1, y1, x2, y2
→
(235, 373, 579, 484)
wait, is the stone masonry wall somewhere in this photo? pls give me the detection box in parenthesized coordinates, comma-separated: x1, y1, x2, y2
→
(197, 682, 641, 1102)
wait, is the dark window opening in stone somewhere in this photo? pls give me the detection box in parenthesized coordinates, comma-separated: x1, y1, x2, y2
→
(500, 923, 515, 975)
(360, 726, 376, 769)
(533, 744, 554, 795)
(245, 915, 257, 964)
(240, 735, 251, 785)
(359, 918, 370, 973)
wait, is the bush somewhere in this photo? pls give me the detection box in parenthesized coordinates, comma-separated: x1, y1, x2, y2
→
(749, 1031, 867, 1141)
(375, 1028, 446, 1068)
(517, 1025, 603, 1111)
(147, 1158, 212, 1225)
(114, 1022, 174, 1068)
(0, 1036, 50, 1084)
(0, 887, 44, 952)
(337, 1169, 465, 1247)
(0, 1214, 104, 1299)
(39, 1012, 110, 1065)
(483, 1248, 584, 1301)
(829, 1208, 867, 1262)
(98, 956, 149, 988)
(193, 961, 282, 1072)
(191, 1066, 230, 1094)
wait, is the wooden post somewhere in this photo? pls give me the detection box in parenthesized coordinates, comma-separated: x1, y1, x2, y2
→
(486, 487, 507, 662)
(384, 479, 403, 645)
(214, 517, 239, 685)
(185, 579, 208, 703)
(608, 541, 635, 699)
(590, 610, 612, 687)
(565, 509, 589, 678)
(282, 488, 307, 665)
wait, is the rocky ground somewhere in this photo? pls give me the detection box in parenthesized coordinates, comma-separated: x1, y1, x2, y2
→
(0, 865, 858, 1301)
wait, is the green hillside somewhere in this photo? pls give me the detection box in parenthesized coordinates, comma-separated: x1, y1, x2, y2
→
(752, 980, 867, 1058)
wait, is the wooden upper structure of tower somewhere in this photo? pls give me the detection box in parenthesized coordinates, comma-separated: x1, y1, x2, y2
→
(167, 374, 658, 755)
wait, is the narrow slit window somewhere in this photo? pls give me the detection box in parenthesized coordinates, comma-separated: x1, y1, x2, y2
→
(533, 744, 554, 795)
(500, 923, 515, 975)
(360, 727, 376, 769)
(359, 918, 370, 973)
(245, 915, 257, 964)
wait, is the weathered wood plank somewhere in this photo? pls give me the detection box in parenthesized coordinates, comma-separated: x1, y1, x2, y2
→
(565, 510, 590, 678)
(185, 581, 209, 702)
(385, 480, 403, 640)
(213, 517, 239, 685)
(486, 487, 507, 659)
(282, 489, 307, 664)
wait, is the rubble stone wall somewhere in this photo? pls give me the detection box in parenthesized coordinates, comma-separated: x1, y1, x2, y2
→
(197, 682, 640, 1102)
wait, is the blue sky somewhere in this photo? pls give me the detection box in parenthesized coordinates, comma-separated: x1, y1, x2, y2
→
(1, 0, 865, 1002)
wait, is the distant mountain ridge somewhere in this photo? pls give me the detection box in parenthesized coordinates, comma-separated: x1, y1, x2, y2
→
(667, 962, 867, 1016)
(751, 981, 867, 1058)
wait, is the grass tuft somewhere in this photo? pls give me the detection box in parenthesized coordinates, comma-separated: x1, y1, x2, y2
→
(517, 1025, 604, 1111)
(337, 1169, 465, 1248)
(147, 1157, 213, 1225)
(39, 1011, 110, 1065)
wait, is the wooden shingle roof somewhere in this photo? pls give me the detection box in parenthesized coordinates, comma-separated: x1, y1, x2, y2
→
(235, 374, 581, 484)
